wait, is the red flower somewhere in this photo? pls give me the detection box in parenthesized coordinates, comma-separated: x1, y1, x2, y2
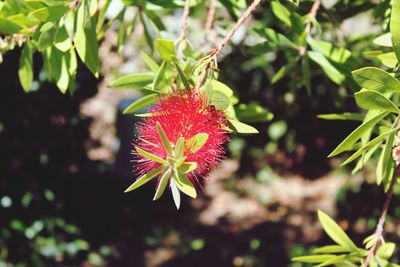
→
(133, 90, 228, 189)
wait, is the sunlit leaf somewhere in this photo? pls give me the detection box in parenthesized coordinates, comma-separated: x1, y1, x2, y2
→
(173, 170, 197, 198)
(318, 210, 359, 251)
(352, 67, 400, 93)
(170, 179, 181, 209)
(136, 146, 167, 165)
(155, 39, 176, 61)
(156, 122, 173, 156)
(153, 168, 171, 201)
(391, 0, 400, 61)
(108, 73, 154, 89)
(187, 133, 208, 153)
(355, 90, 400, 114)
(18, 42, 34, 92)
(124, 165, 166, 192)
(229, 119, 259, 134)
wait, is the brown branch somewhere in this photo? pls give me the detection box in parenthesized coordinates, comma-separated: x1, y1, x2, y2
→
(195, 0, 262, 90)
(362, 163, 400, 267)
(180, 0, 191, 41)
(299, 0, 321, 56)
(201, 0, 217, 50)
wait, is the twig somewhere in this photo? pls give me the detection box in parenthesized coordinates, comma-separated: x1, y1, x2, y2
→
(299, 0, 321, 56)
(180, 0, 191, 41)
(195, 0, 262, 90)
(201, 0, 217, 50)
(362, 163, 400, 267)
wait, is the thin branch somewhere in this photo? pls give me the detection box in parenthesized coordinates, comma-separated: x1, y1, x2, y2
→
(201, 0, 217, 50)
(299, 0, 321, 56)
(195, 0, 262, 90)
(180, 0, 191, 41)
(362, 163, 400, 267)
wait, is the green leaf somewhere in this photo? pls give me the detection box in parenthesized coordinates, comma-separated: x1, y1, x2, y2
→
(208, 80, 234, 98)
(141, 51, 159, 72)
(173, 170, 197, 198)
(178, 162, 197, 173)
(54, 25, 72, 52)
(136, 146, 166, 165)
(271, 0, 291, 27)
(308, 51, 346, 85)
(170, 179, 181, 209)
(292, 255, 336, 263)
(314, 255, 348, 267)
(318, 210, 359, 251)
(317, 113, 365, 121)
(235, 103, 274, 123)
(30, 7, 49, 21)
(108, 73, 154, 89)
(354, 90, 400, 114)
(329, 111, 388, 157)
(376, 132, 395, 185)
(373, 33, 393, 47)
(123, 94, 158, 114)
(155, 39, 176, 61)
(139, 12, 154, 51)
(341, 127, 400, 166)
(124, 165, 166, 192)
(313, 245, 350, 254)
(210, 90, 230, 111)
(18, 42, 34, 93)
(271, 57, 299, 84)
(175, 137, 185, 160)
(153, 168, 171, 201)
(377, 242, 396, 259)
(152, 61, 167, 91)
(37, 22, 57, 51)
(75, 1, 99, 77)
(229, 119, 259, 134)
(187, 133, 208, 153)
(156, 122, 173, 156)
(391, 0, 400, 62)
(352, 67, 400, 93)
(377, 52, 398, 68)
(308, 39, 352, 64)
(174, 62, 190, 89)
(0, 16, 22, 34)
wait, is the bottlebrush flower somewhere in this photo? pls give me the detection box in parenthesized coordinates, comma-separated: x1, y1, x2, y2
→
(125, 89, 229, 209)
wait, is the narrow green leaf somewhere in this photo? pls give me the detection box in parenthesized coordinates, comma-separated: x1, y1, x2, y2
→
(341, 127, 400, 166)
(271, 0, 291, 27)
(124, 165, 165, 192)
(108, 73, 154, 89)
(18, 42, 34, 92)
(136, 146, 166, 164)
(170, 179, 181, 209)
(391, 0, 400, 61)
(355, 90, 400, 114)
(308, 38, 352, 64)
(152, 61, 167, 91)
(188, 133, 208, 153)
(352, 143, 380, 174)
(54, 25, 72, 52)
(271, 57, 299, 84)
(377, 52, 398, 68)
(313, 245, 350, 254)
(292, 255, 336, 263)
(75, 1, 99, 77)
(229, 119, 259, 134)
(153, 168, 171, 201)
(308, 51, 345, 85)
(155, 39, 176, 61)
(175, 137, 185, 160)
(373, 33, 393, 47)
(317, 113, 365, 121)
(376, 132, 395, 185)
(141, 51, 159, 72)
(123, 94, 158, 114)
(37, 22, 57, 51)
(329, 111, 389, 157)
(173, 170, 197, 198)
(0, 17, 22, 34)
(318, 210, 359, 251)
(174, 62, 190, 88)
(156, 122, 173, 156)
(352, 67, 400, 93)
(139, 12, 154, 51)
(377, 242, 396, 259)
(314, 255, 348, 267)
(30, 7, 49, 21)
(178, 162, 197, 173)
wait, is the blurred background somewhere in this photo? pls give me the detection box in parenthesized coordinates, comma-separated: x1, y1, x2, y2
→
(1, 0, 400, 266)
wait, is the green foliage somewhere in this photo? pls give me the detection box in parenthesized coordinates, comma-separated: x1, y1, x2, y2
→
(293, 210, 399, 267)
